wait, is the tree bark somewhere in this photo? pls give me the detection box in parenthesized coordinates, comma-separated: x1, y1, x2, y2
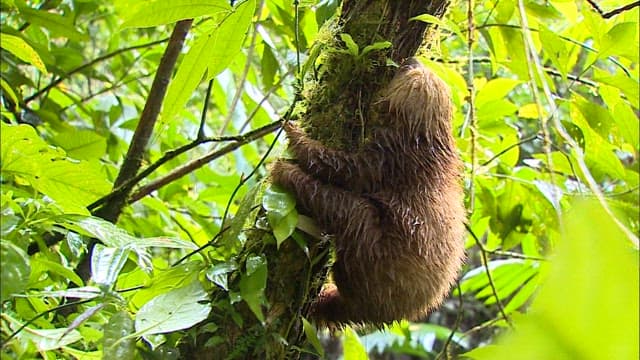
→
(183, 1, 449, 358)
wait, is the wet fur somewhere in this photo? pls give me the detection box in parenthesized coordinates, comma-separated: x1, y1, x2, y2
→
(271, 59, 465, 326)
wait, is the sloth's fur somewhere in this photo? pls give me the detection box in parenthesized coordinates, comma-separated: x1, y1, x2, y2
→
(271, 58, 465, 326)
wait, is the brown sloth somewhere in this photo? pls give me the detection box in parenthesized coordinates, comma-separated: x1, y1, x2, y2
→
(271, 58, 466, 326)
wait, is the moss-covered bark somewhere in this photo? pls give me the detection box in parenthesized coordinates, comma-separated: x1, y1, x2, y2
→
(182, 1, 449, 359)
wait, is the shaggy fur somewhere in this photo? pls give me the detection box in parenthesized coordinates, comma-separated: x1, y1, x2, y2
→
(271, 58, 465, 326)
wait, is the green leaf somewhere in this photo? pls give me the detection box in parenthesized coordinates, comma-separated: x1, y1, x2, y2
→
(343, 327, 368, 360)
(263, 184, 296, 216)
(272, 210, 298, 247)
(51, 130, 107, 161)
(62, 215, 197, 250)
(120, 0, 231, 28)
(263, 184, 298, 246)
(135, 280, 211, 335)
(3, 313, 83, 351)
(0, 33, 47, 73)
(411, 13, 464, 41)
(302, 318, 324, 357)
(205, 262, 237, 291)
(160, 0, 254, 123)
(539, 25, 568, 79)
(91, 244, 130, 286)
(31, 258, 83, 287)
(0, 240, 30, 302)
(599, 22, 639, 62)
(129, 262, 202, 310)
(593, 68, 639, 110)
(17, 5, 88, 41)
(0, 77, 20, 109)
(339, 33, 359, 56)
(533, 180, 563, 210)
(220, 182, 262, 253)
(239, 255, 267, 322)
(0, 123, 111, 214)
(475, 78, 522, 108)
(361, 41, 392, 57)
(103, 311, 135, 360)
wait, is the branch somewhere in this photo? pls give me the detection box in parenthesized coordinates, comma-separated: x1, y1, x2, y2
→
(94, 19, 193, 223)
(128, 120, 282, 203)
(466, 224, 513, 327)
(87, 132, 261, 211)
(24, 38, 168, 104)
(585, 0, 640, 18)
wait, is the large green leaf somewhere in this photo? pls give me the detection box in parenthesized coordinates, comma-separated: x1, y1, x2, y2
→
(343, 327, 368, 360)
(102, 311, 135, 360)
(160, 0, 255, 123)
(0, 33, 47, 72)
(135, 280, 211, 335)
(0, 123, 111, 214)
(239, 254, 267, 322)
(263, 184, 298, 247)
(120, 0, 231, 28)
(0, 240, 30, 302)
(51, 130, 107, 161)
(17, 5, 88, 41)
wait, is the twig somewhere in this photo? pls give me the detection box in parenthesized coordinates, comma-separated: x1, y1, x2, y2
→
(88, 120, 282, 211)
(128, 120, 282, 203)
(481, 134, 540, 167)
(466, 223, 513, 327)
(585, 0, 640, 18)
(461, 0, 478, 213)
(24, 38, 168, 104)
(437, 281, 464, 360)
(198, 79, 215, 139)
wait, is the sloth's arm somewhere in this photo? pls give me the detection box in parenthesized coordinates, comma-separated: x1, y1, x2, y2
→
(284, 122, 394, 187)
(270, 160, 383, 242)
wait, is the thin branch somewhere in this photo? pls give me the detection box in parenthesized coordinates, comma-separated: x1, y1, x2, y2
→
(481, 134, 540, 167)
(60, 73, 154, 111)
(88, 120, 281, 211)
(128, 120, 282, 203)
(466, 223, 513, 327)
(24, 38, 168, 104)
(94, 20, 193, 223)
(437, 281, 464, 360)
(603, 1, 640, 18)
(198, 79, 215, 139)
(173, 124, 286, 266)
(518, 2, 563, 227)
(585, 0, 640, 18)
(464, 0, 478, 212)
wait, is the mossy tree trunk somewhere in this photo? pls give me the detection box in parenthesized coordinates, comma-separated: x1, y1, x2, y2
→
(182, 1, 449, 358)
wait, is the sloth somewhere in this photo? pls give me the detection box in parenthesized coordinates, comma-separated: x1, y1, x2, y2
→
(271, 58, 466, 326)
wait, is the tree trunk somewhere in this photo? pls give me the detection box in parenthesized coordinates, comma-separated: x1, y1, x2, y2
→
(182, 1, 449, 358)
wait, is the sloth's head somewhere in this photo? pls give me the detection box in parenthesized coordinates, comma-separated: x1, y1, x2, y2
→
(380, 58, 453, 138)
